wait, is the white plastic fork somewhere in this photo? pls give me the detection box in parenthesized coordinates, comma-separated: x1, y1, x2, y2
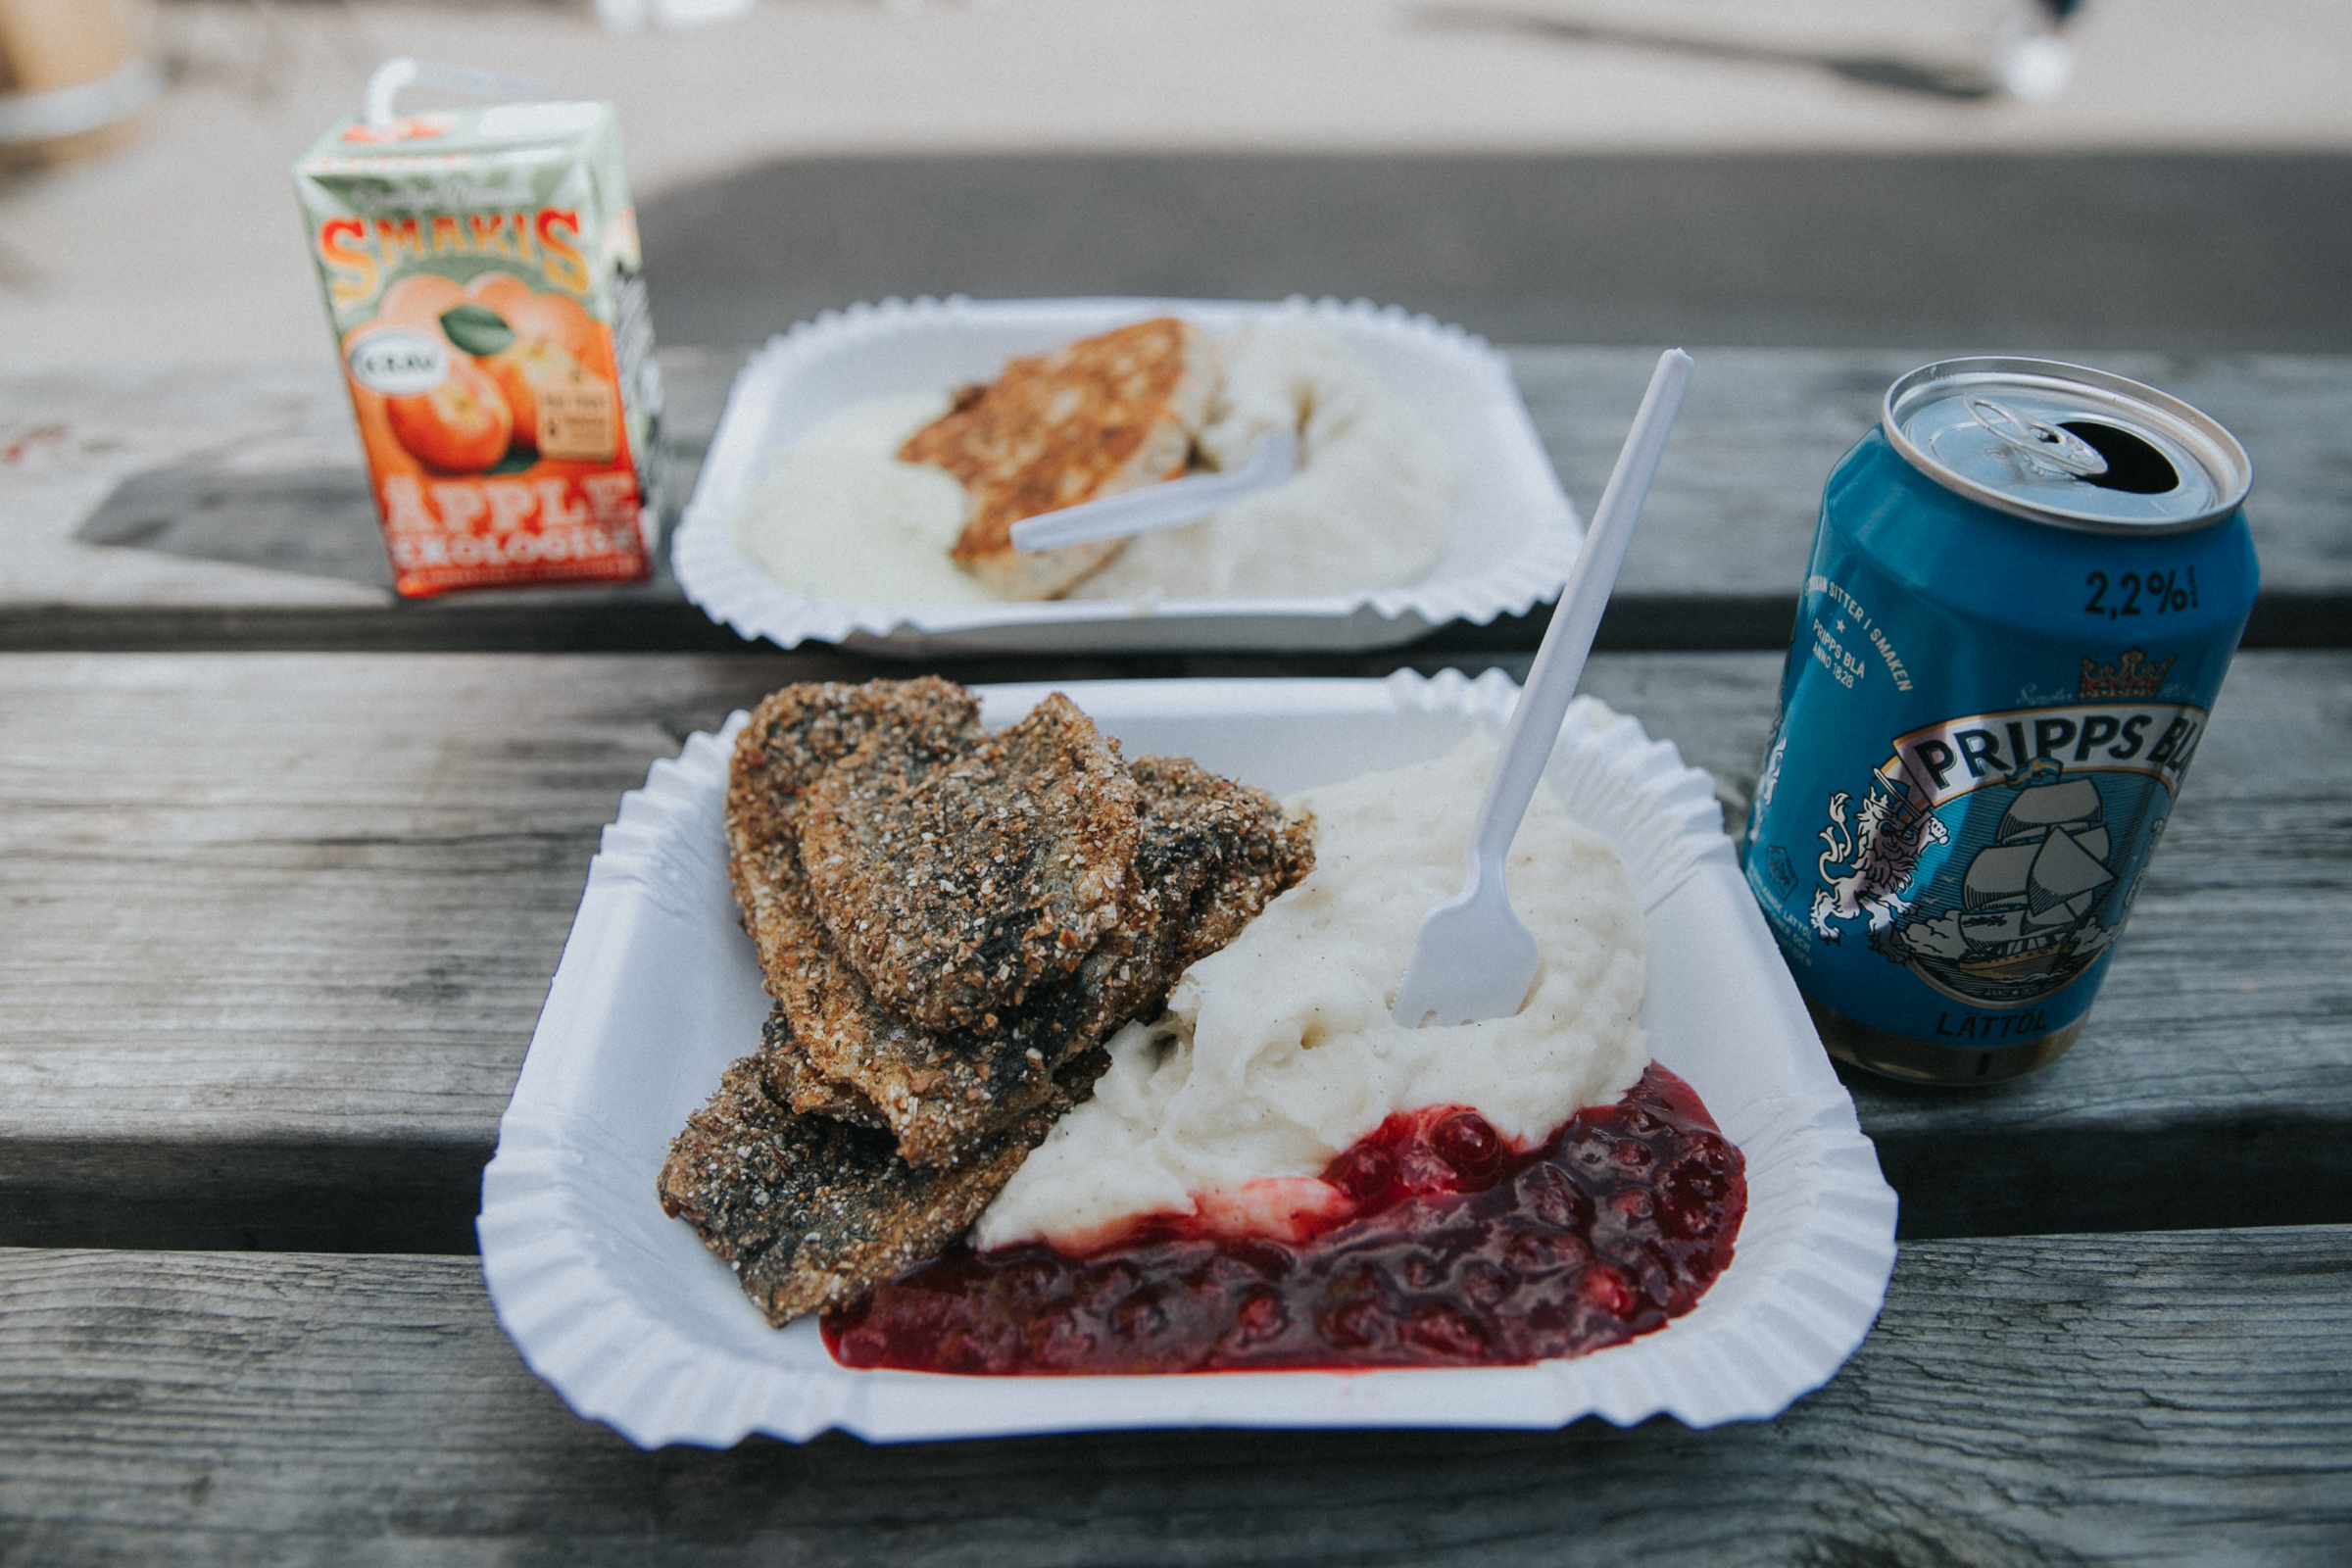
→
(1006, 429, 1299, 553)
(1392, 348, 1694, 1029)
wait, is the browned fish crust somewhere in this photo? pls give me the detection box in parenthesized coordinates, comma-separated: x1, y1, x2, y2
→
(799, 692, 1143, 1033)
(1126, 756, 1317, 973)
(757, 1003, 885, 1130)
(674, 678, 1317, 1326)
(900, 318, 1216, 599)
(771, 751, 1314, 1170)
(658, 1049, 1110, 1324)
(724, 678, 983, 1007)
(780, 897, 1162, 1169)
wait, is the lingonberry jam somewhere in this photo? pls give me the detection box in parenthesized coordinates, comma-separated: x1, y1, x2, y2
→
(822, 1064, 1743, 1375)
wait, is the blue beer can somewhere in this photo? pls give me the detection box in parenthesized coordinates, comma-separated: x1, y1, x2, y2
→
(1742, 358, 2258, 1083)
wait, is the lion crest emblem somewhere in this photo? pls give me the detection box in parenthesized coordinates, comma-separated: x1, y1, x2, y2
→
(1809, 782, 1949, 941)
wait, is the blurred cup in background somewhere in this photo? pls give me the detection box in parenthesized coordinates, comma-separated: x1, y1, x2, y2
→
(0, 0, 161, 169)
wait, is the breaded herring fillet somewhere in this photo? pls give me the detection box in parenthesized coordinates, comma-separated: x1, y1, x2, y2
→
(723, 679, 1145, 1166)
(678, 679, 1318, 1327)
(1125, 756, 1317, 973)
(771, 896, 1163, 1170)
(658, 1049, 1110, 1325)
(799, 692, 1143, 1033)
(757, 1002, 883, 1130)
(767, 752, 1314, 1170)
(725, 678, 983, 1005)
(900, 318, 1217, 599)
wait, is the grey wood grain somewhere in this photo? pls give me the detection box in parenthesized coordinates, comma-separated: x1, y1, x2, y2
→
(3, 1228, 2348, 1565)
(1591, 649, 2352, 1241)
(639, 153, 2352, 361)
(53, 347, 745, 600)
(1516, 347, 2352, 612)
(0, 646, 1447, 1250)
(0, 656, 803, 1138)
(1, 651, 2345, 1248)
(7, 347, 2345, 652)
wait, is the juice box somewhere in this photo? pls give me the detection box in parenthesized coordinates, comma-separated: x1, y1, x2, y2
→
(292, 100, 661, 596)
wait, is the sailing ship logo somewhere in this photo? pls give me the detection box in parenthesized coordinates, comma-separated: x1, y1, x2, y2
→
(1804, 685, 2203, 1008)
(1874, 757, 2126, 1004)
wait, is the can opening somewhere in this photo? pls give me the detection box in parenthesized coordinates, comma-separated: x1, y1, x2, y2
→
(2058, 421, 2178, 495)
(1885, 358, 2248, 532)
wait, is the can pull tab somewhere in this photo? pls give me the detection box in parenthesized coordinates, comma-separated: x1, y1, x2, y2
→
(1965, 395, 2110, 480)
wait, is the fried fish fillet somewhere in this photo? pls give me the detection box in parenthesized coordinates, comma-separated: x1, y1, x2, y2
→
(799, 692, 1143, 1033)
(725, 678, 1148, 1165)
(760, 752, 1314, 1170)
(900, 318, 1217, 599)
(678, 679, 1318, 1326)
(756, 1000, 883, 1129)
(761, 878, 1169, 1170)
(658, 1047, 1111, 1325)
(724, 677, 983, 1015)
(1125, 755, 1319, 973)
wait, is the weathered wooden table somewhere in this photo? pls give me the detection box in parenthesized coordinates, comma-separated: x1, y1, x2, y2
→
(3, 348, 2348, 1564)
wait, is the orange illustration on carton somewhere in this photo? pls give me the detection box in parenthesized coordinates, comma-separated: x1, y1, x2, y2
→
(295, 100, 660, 598)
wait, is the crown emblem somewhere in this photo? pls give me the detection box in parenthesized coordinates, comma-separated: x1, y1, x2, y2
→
(2078, 648, 2175, 702)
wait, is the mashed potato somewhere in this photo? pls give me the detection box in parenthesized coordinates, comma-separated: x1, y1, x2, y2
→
(731, 317, 1455, 607)
(1074, 316, 1456, 601)
(731, 391, 1006, 606)
(973, 735, 1647, 1252)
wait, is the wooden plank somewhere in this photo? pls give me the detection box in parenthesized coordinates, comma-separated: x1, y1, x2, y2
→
(637, 154, 2352, 360)
(0, 651, 807, 1249)
(1515, 346, 2352, 650)
(4, 347, 2344, 652)
(0, 645, 1503, 1251)
(1, 650, 2345, 1248)
(0, 348, 745, 655)
(2, 1228, 2348, 1564)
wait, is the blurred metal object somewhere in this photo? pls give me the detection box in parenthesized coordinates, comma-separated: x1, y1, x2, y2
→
(0, 0, 161, 167)
(1991, 0, 2081, 102)
(594, 0, 755, 32)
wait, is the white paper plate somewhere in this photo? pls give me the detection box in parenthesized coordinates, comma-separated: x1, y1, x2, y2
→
(669, 296, 1580, 654)
(478, 672, 1898, 1447)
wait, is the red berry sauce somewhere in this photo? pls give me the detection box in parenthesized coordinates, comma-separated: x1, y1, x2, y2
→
(822, 1063, 1743, 1375)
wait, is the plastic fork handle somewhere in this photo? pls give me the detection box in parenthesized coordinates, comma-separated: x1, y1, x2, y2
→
(1007, 429, 1298, 552)
(1466, 348, 1693, 878)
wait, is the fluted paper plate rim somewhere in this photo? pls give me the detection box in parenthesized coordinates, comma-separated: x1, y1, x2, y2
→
(669, 296, 1580, 653)
(479, 672, 1898, 1446)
